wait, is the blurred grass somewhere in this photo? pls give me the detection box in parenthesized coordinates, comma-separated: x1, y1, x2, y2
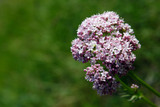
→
(0, 0, 160, 107)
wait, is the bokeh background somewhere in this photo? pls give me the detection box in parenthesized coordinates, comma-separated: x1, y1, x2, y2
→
(0, 0, 160, 107)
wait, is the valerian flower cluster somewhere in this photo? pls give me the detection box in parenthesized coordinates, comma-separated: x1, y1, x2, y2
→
(84, 64, 118, 95)
(71, 11, 141, 95)
(131, 84, 139, 89)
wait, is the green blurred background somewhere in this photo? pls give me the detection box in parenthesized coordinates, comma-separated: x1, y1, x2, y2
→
(0, 0, 160, 107)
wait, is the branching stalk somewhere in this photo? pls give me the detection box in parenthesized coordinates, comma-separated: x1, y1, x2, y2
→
(115, 75, 157, 107)
(128, 71, 160, 97)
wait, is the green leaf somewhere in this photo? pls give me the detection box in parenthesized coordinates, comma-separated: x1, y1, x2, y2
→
(128, 95, 138, 102)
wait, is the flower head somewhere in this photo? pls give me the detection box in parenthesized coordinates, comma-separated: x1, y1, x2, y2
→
(84, 64, 119, 95)
(131, 84, 139, 89)
(71, 11, 141, 95)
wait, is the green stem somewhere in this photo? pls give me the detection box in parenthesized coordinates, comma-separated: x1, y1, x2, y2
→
(128, 71, 160, 97)
(115, 75, 133, 93)
(141, 95, 157, 107)
(115, 75, 157, 107)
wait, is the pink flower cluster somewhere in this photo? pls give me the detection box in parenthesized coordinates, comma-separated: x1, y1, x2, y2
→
(71, 11, 141, 95)
(131, 84, 139, 89)
(84, 64, 119, 95)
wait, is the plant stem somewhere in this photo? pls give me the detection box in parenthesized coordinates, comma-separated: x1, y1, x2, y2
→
(128, 71, 160, 97)
(115, 75, 157, 107)
(115, 75, 133, 93)
(141, 95, 157, 107)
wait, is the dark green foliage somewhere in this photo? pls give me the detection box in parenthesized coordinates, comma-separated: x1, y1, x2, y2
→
(0, 0, 159, 106)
